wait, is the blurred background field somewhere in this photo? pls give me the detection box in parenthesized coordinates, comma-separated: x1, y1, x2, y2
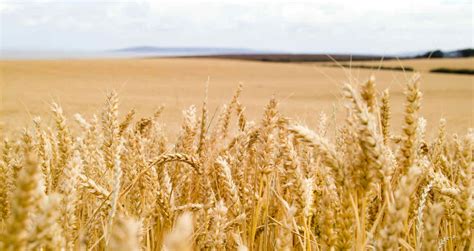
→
(317, 57, 474, 73)
(1, 57, 472, 137)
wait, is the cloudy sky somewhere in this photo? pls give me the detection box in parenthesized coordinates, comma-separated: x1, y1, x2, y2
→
(0, 0, 472, 54)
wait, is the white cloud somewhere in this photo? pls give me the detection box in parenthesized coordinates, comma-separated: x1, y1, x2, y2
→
(0, 0, 471, 52)
(0, 2, 18, 13)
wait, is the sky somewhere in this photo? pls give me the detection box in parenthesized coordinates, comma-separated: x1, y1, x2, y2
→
(0, 0, 472, 54)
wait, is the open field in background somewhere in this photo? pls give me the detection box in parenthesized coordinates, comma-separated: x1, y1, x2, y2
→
(319, 57, 474, 73)
(0, 58, 472, 137)
(0, 56, 473, 250)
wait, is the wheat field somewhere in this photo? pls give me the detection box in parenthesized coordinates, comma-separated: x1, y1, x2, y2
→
(0, 58, 472, 137)
(321, 58, 474, 73)
(0, 71, 472, 250)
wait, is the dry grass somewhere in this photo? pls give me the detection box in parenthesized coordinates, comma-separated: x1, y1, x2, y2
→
(0, 73, 472, 250)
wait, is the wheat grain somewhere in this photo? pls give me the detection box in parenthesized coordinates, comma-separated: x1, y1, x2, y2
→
(5, 151, 44, 250)
(0, 75, 470, 250)
(27, 193, 65, 250)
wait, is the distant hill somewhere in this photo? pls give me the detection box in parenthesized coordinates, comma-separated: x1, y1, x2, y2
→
(4, 46, 470, 61)
(180, 53, 395, 63)
(105, 46, 474, 62)
(180, 48, 472, 63)
(113, 46, 262, 55)
(115, 46, 395, 62)
(415, 48, 474, 58)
